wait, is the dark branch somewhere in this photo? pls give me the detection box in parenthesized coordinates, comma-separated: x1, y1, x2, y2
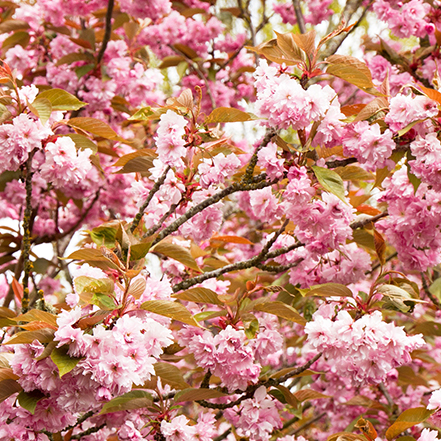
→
(293, 0, 306, 34)
(96, 0, 115, 65)
(130, 165, 171, 233)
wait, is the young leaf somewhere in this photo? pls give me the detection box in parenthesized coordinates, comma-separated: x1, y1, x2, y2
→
(100, 390, 153, 415)
(68, 117, 125, 142)
(172, 287, 223, 305)
(253, 301, 306, 326)
(140, 300, 201, 327)
(385, 408, 434, 440)
(4, 329, 55, 345)
(0, 379, 22, 404)
(294, 389, 330, 402)
(152, 242, 201, 272)
(174, 388, 226, 403)
(29, 97, 52, 125)
(51, 346, 82, 377)
(37, 88, 87, 111)
(312, 166, 346, 203)
(205, 107, 257, 124)
(303, 283, 353, 298)
(17, 390, 46, 415)
(153, 362, 189, 390)
(373, 230, 386, 266)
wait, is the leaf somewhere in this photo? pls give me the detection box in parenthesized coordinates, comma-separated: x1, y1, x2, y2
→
(373, 230, 386, 266)
(130, 243, 152, 260)
(68, 117, 125, 142)
(312, 166, 346, 203)
(303, 283, 353, 298)
(152, 242, 201, 272)
(0, 19, 30, 34)
(328, 432, 364, 441)
(2, 31, 30, 50)
(128, 278, 146, 299)
(17, 390, 46, 415)
(385, 408, 434, 440)
(0, 368, 18, 382)
(12, 310, 58, 328)
(344, 395, 387, 411)
(154, 362, 189, 390)
(274, 31, 305, 63)
(253, 300, 306, 326)
(114, 156, 156, 175)
(0, 307, 16, 318)
(419, 84, 441, 105)
(65, 248, 109, 262)
(210, 235, 254, 245)
(352, 229, 375, 250)
(0, 379, 22, 404)
(270, 368, 319, 380)
(112, 149, 157, 167)
(89, 226, 117, 248)
(396, 365, 429, 387)
(413, 321, 441, 337)
(292, 30, 316, 58)
(4, 329, 55, 345)
(63, 134, 98, 154)
(38, 89, 87, 111)
(74, 276, 114, 295)
(140, 300, 201, 327)
(128, 106, 161, 121)
(29, 97, 52, 125)
(205, 107, 257, 124)
(100, 390, 153, 415)
(172, 287, 222, 305)
(326, 55, 379, 95)
(334, 166, 374, 181)
(275, 385, 299, 407)
(0, 353, 14, 369)
(294, 389, 330, 402)
(159, 55, 186, 69)
(246, 39, 302, 66)
(51, 346, 82, 377)
(174, 388, 227, 403)
(55, 52, 95, 66)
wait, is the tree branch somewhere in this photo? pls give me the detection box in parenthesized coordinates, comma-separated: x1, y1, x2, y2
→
(152, 174, 275, 247)
(421, 272, 441, 310)
(321, 0, 365, 59)
(96, 0, 114, 65)
(243, 129, 276, 183)
(130, 165, 171, 233)
(292, 0, 306, 34)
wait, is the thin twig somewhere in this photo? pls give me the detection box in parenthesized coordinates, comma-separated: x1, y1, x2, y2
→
(152, 174, 275, 247)
(350, 211, 388, 230)
(96, 0, 115, 64)
(243, 129, 276, 183)
(321, 0, 365, 59)
(130, 166, 171, 233)
(143, 203, 178, 239)
(422, 272, 441, 310)
(291, 412, 326, 435)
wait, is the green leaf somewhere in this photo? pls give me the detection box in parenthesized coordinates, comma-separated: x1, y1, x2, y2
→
(303, 283, 353, 298)
(75, 63, 95, 79)
(274, 385, 299, 408)
(29, 97, 52, 125)
(152, 242, 201, 272)
(128, 106, 161, 121)
(51, 345, 82, 377)
(2, 31, 30, 50)
(386, 408, 434, 440)
(193, 310, 228, 321)
(312, 166, 346, 203)
(154, 362, 189, 390)
(0, 379, 22, 404)
(17, 390, 46, 415)
(205, 107, 257, 124)
(74, 276, 114, 295)
(5, 329, 55, 345)
(38, 89, 87, 111)
(253, 300, 306, 326)
(130, 243, 152, 260)
(64, 134, 98, 154)
(91, 292, 117, 310)
(172, 287, 222, 305)
(174, 388, 227, 403)
(68, 117, 125, 142)
(100, 390, 153, 415)
(140, 300, 201, 327)
(90, 226, 117, 248)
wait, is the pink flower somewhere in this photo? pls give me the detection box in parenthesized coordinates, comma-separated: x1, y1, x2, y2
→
(161, 415, 196, 441)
